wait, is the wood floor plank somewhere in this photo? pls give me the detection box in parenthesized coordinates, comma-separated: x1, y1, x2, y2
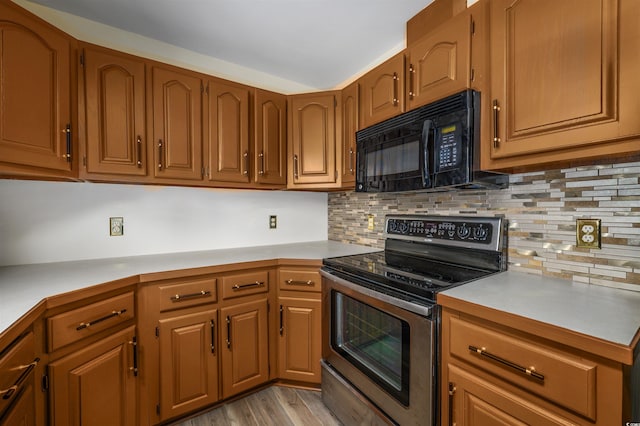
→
(170, 386, 342, 426)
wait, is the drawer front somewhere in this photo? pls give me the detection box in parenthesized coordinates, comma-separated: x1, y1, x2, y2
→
(221, 270, 269, 299)
(158, 277, 217, 311)
(47, 291, 135, 352)
(278, 269, 321, 292)
(0, 332, 37, 418)
(448, 315, 597, 419)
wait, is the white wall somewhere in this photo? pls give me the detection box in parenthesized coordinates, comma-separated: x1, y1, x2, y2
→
(0, 180, 328, 266)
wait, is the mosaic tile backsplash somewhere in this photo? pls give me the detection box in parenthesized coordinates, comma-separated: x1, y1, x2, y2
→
(328, 161, 640, 291)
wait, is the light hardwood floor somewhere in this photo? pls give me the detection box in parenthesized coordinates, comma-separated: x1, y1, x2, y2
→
(171, 386, 342, 426)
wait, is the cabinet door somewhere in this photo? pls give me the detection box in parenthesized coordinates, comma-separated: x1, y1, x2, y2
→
(340, 81, 358, 187)
(254, 89, 287, 186)
(151, 65, 203, 181)
(277, 296, 321, 384)
(158, 308, 219, 421)
(488, 0, 640, 166)
(83, 45, 147, 177)
(406, 11, 472, 110)
(445, 364, 576, 426)
(288, 92, 338, 186)
(360, 53, 404, 128)
(48, 326, 137, 426)
(206, 80, 250, 183)
(0, 2, 72, 175)
(220, 298, 269, 399)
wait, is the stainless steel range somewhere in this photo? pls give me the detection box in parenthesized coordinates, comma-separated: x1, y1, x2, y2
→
(321, 214, 507, 425)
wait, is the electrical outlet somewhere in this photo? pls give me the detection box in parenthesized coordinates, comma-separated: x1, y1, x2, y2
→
(367, 214, 375, 231)
(269, 215, 277, 229)
(576, 218, 600, 248)
(110, 217, 124, 236)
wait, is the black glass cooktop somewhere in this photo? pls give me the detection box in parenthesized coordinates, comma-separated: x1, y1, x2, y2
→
(322, 250, 496, 304)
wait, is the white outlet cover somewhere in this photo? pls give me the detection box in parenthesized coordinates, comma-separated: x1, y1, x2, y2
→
(110, 217, 124, 236)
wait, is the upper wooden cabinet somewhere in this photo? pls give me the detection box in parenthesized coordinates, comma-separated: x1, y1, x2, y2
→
(340, 81, 358, 188)
(287, 91, 341, 188)
(360, 53, 405, 128)
(205, 79, 250, 184)
(486, 0, 640, 170)
(405, 9, 474, 110)
(0, 1, 74, 178)
(254, 89, 287, 186)
(150, 64, 204, 182)
(81, 44, 147, 179)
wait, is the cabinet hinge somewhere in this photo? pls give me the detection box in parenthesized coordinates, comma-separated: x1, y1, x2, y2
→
(41, 374, 49, 391)
(470, 68, 475, 82)
(82, 156, 87, 167)
(155, 326, 159, 338)
(156, 404, 160, 415)
(79, 52, 84, 66)
(471, 19, 475, 35)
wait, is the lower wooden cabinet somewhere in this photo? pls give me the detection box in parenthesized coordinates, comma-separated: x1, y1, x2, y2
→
(277, 296, 321, 383)
(48, 325, 138, 426)
(157, 308, 219, 420)
(440, 307, 628, 426)
(220, 298, 269, 399)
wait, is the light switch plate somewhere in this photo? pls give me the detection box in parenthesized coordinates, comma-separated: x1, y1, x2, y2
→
(110, 217, 124, 236)
(367, 214, 375, 231)
(576, 218, 600, 248)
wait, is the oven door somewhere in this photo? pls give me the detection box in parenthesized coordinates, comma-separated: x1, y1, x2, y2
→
(321, 270, 435, 426)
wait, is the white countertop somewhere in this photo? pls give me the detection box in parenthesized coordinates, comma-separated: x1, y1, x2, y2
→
(440, 270, 640, 348)
(0, 240, 380, 334)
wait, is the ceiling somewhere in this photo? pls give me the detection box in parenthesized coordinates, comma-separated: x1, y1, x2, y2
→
(26, 0, 435, 91)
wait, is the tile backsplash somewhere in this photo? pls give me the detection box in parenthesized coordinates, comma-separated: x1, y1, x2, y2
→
(328, 161, 640, 291)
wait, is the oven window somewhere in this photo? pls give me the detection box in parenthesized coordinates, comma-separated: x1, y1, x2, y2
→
(331, 291, 410, 406)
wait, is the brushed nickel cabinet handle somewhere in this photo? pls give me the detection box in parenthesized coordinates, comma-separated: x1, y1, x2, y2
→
(226, 316, 231, 349)
(279, 305, 284, 336)
(170, 290, 211, 302)
(492, 100, 501, 148)
(64, 124, 72, 162)
(136, 136, 142, 167)
(468, 345, 544, 381)
(285, 279, 315, 286)
(0, 357, 39, 400)
(243, 151, 249, 176)
(76, 309, 127, 331)
(293, 154, 299, 179)
(232, 281, 265, 291)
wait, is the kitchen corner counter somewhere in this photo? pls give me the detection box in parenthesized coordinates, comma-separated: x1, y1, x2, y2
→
(438, 270, 640, 364)
(0, 240, 380, 334)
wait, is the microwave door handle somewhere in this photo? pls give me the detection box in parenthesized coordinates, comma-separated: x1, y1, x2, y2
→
(422, 119, 433, 187)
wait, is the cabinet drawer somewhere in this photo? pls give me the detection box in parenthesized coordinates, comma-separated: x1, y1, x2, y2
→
(0, 332, 38, 418)
(278, 269, 321, 292)
(448, 315, 597, 419)
(47, 292, 135, 352)
(221, 270, 269, 299)
(158, 277, 217, 312)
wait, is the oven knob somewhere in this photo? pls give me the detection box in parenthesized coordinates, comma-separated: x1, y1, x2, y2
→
(474, 226, 488, 240)
(457, 225, 471, 239)
(388, 220, 398, 232)
(399, 222, 409, 234)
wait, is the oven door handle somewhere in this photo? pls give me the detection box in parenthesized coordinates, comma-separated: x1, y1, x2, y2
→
(320, 269, 432, 318)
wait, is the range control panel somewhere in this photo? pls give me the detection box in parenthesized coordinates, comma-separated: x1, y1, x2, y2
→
(385, 215, 504, 250)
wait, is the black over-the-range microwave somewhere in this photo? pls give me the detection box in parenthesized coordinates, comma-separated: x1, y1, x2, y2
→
(355, 89, 508, 193)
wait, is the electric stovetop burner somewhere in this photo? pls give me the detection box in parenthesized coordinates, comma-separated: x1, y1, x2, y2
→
(323, 214, 508, 305)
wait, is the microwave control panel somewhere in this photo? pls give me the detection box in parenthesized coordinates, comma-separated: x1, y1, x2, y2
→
(436, 124, 461, 171)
